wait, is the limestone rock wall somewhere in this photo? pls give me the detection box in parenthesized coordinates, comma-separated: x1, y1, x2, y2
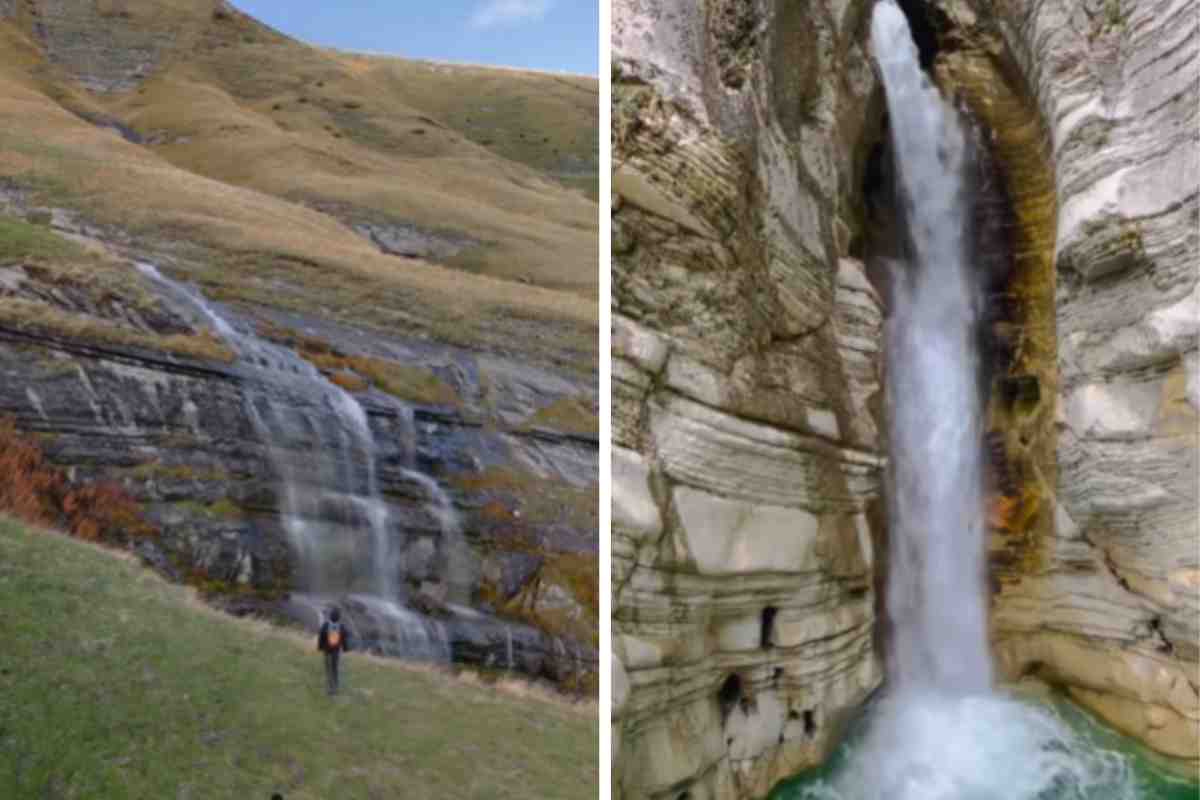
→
(935, 0, 1200, 762)
(612, 1, 885, 797)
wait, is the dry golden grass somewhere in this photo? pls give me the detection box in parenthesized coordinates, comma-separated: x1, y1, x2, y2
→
(308, 351, 461, 407)
(255, 319, 463, 405)
(0, 11, 597, 369)
(0, 299, 235, 361)
(103, 9, 599, 292)
(521, 396, 600, 437)
(0, 215, 235, 361)
(333, 54, 600, 199)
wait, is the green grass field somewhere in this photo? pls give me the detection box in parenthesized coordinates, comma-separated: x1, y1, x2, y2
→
(0, 517, 598, 799)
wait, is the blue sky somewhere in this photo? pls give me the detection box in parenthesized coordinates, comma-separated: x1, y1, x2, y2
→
(232, 1, 599, 75)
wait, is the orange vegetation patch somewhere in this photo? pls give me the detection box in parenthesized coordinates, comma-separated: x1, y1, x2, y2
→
(0, 416, 156, 542)
(329, 369, 369, 392)
(256, 320, 459, 406)
(988, 487, 1041, 534)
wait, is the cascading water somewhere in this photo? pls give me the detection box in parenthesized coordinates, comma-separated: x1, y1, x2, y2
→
(874, 0, 989, 696)
(398, 467, 475, 605)
(134, 262, 455, 661)
(781, 3, 1144, 797)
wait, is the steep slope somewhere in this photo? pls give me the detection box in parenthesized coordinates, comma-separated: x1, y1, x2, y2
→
(0, 0, 598, 690)
(1, 0, 598, 313)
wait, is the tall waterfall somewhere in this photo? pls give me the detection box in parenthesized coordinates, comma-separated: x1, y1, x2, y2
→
(873, 0, 990, 694)
(786, 3, 1138, 797)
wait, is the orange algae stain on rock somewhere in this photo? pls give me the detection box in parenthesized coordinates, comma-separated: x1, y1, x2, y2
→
(937, 48, 1059, 582)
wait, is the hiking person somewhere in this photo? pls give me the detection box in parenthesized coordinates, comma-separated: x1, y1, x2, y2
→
(317, 607, 351, 695)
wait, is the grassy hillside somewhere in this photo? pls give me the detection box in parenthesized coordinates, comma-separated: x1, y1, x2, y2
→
(0, 517, 598, 799)
(357, 57, 600, 200)
(0, 0, 597, 369)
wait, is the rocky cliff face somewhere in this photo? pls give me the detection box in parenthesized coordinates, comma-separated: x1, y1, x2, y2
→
(927, 0, 1199, 763)
(612, 1, 885, 796)
(615, 0, 1197, 793)
(0, 197, 599, 689)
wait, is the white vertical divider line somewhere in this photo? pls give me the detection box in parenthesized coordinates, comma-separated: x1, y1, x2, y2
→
(598, 0, 613, 794)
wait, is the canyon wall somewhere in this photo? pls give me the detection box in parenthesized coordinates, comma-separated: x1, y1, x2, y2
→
(614, 0, 1197, 794)
(611, 1, 886, 796)
(931, 0, 1200, 762)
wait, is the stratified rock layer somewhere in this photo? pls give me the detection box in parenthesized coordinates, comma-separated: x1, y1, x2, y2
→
(933, 0, 1199, 764)
(612, 1, 884, 796)
(617, 0, 1197, 791)
(0, 202, 599, 687)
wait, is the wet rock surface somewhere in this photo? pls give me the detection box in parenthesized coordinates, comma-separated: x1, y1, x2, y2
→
(276, 593, 593, 685)
(0, 216, 598, 685)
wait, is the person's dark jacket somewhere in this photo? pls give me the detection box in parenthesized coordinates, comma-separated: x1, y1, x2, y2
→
(317, 621, 352, 654)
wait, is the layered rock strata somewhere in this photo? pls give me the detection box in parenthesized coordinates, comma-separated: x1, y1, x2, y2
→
(612, 0, 885, 796)
(931, 0, 1200, 763)
(0, 203, 599, 685)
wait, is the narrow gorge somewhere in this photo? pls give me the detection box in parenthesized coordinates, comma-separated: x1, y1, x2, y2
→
(612, 0, 1196, 796)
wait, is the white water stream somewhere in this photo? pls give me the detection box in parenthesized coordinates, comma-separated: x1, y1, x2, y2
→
(792, 3, 1140, 797)
(135, 262, 463, 660)
(875, 0, 988, 693)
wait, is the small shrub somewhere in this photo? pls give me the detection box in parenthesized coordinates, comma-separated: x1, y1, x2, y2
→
(0, 418, 63, 525)
(63, 483, 156, 541)
(481, 499, 512, 522)
(0, 416, 157, 542)
(329, 370, 368, 392)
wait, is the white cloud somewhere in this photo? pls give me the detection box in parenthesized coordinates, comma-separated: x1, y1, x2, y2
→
(469, 0, 553, 29)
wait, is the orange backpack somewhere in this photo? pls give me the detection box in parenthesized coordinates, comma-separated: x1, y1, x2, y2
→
(327, 624, 342, 650)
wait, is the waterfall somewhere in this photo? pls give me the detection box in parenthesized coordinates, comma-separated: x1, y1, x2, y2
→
(784, 4, 1139, 797)
(134, 262, 459, 660)
(399, 467, 475, 605)
(873, 0, 989, 695)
